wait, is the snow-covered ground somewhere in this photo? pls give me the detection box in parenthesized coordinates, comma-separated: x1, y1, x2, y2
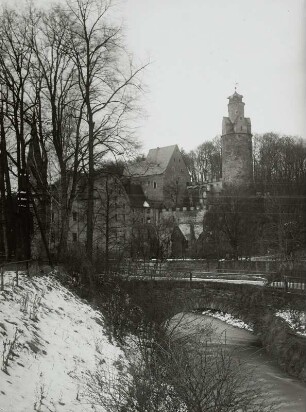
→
(275, 310, 306, 337)
(0, 272, 125, 412)
(201, 310, 254, 332)
(200, 308, 306, 336)
(193, 277, 265, 286)
(129, 274, 266, 285)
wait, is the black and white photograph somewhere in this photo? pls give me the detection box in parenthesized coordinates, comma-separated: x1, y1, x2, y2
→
(0, 0, 305, 411)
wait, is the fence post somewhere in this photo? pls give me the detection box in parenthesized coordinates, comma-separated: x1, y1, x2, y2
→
(16, 268, 19, 287)
(284, 276, 288, 292)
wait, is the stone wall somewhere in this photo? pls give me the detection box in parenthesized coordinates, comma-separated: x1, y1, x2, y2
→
(134, 174, 165, 203)
(221, 133, 253, 186)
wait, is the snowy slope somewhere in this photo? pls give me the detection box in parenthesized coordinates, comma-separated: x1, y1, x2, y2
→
(0, 272, 124, 412)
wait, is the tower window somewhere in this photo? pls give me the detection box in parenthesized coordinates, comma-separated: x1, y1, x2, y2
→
(72, 211, 77, 221)
(72, 233, 77, 242)
(153, 181, 157, 189)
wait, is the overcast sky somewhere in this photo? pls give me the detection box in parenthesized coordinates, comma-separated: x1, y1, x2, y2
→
(119, 0, 305, 153)
(7, 0, 306, 154)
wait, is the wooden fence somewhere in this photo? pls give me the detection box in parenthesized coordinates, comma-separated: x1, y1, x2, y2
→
(0, 260, 33, 290)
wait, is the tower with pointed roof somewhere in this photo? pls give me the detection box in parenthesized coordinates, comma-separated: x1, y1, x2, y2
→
(221, 91, 253, 186)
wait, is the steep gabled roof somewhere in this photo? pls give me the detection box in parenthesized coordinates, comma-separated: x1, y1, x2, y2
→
(124, 145, 178, 177)
(146, 145, 177, 173)
(123, 182, 148, 208)
(178, 223, 203, 241)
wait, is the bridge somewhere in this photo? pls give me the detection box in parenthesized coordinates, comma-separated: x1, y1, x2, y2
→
(120, 260, 306, 294)
(121, 274, 306, 382)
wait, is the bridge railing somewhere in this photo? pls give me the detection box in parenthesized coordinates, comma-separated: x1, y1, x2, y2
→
(268, 276, 306, 292)
(120, 265, 260, 282)
(119, 262, 306, 293)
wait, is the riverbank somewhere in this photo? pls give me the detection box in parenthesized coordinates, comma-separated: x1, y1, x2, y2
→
(171, 312, 306, 412)
(198, 306, 306, 381)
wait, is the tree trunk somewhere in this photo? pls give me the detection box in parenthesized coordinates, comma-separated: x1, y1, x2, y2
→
(85, 78, 95, 261)
(57, 173, 69, 261)
(105, 179, 110, 271)
(0, 104, 9, 259)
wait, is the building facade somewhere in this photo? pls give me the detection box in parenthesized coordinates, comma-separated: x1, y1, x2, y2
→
(125, 144, 190, 208)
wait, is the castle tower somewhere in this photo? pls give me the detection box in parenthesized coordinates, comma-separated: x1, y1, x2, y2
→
(221, 91, 253, 186)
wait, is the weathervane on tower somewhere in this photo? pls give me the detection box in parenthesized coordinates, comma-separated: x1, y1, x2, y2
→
(234, 82, 239, 92)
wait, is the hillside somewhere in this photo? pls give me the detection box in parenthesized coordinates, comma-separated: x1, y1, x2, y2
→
(0, 272, 124, 412)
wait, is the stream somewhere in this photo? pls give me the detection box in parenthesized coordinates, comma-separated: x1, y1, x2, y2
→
(170, 312, 306, 412)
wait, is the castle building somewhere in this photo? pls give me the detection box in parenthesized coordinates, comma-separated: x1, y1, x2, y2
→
(124, 144, 190, 208)
(221, 91, 253, 186)
(45, 90, 255, 260)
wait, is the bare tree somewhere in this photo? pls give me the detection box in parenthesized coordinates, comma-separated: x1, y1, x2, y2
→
(0, 7, 35, 259)
(92, 167, 127, 269)
(28, 5, 86, 260)
(186, 138, 222, 184)
(0, 93, 13, 258)
(203, 185, 264, 259)
(253, 133, 306, 256)
(66, 0, 147, 260)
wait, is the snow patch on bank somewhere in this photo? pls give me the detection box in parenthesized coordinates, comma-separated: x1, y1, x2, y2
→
(275, 310, 306, 337)
(201, 310, 254, 332)
(0, 272, 124, 412)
